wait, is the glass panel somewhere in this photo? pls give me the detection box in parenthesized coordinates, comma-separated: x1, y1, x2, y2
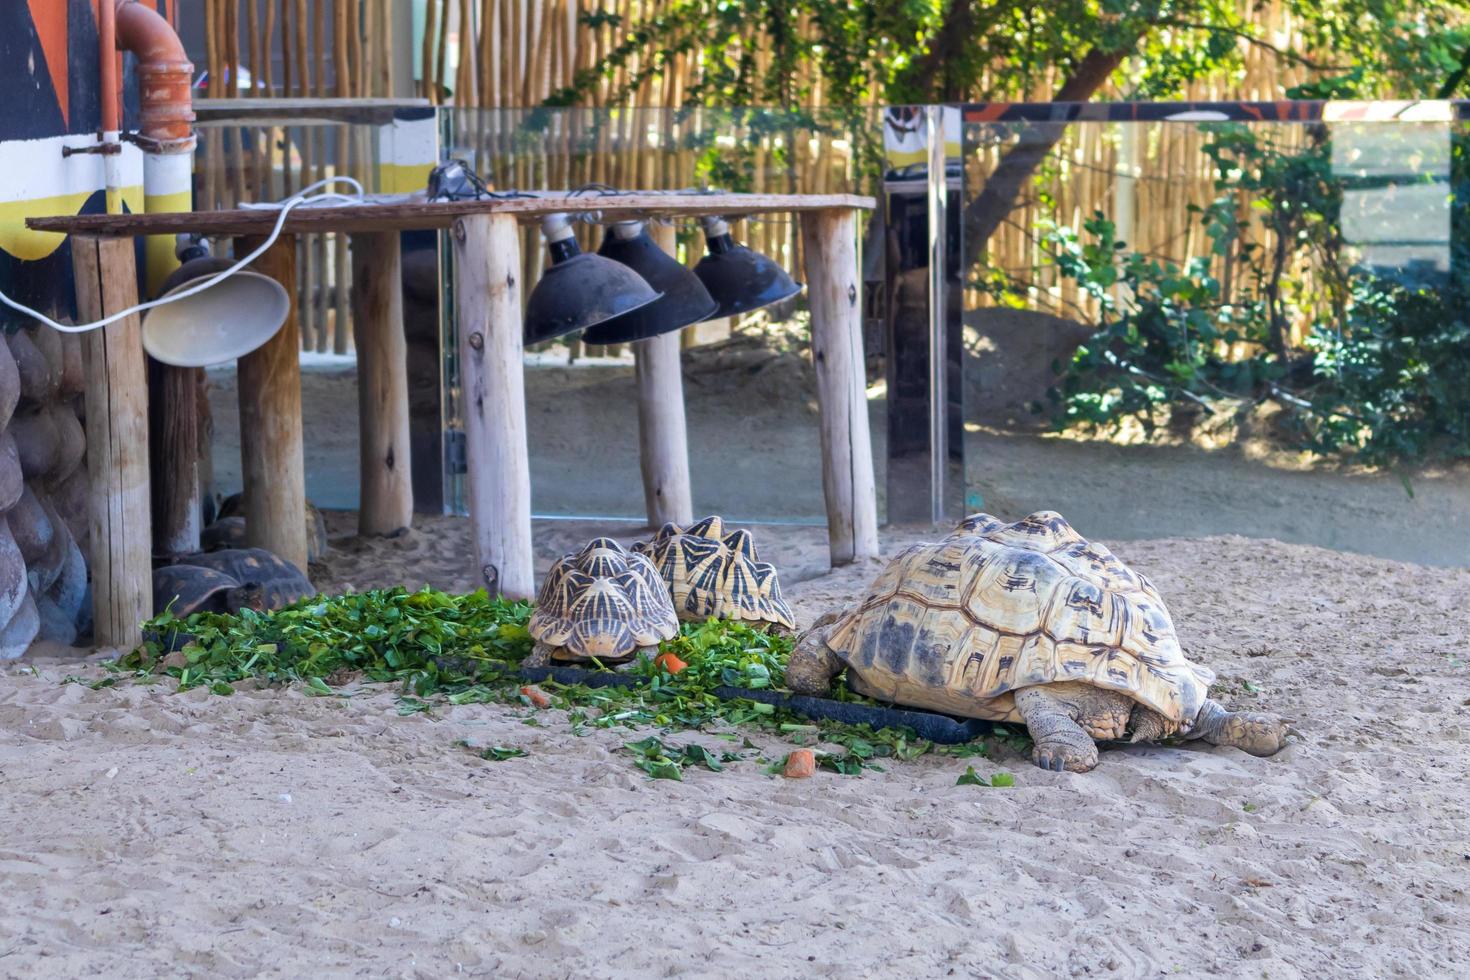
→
(960, 105, 1469, 566)
(195, 105, 890, 586)
(439, 107, 886, 538)
(196, 116, 390, 512)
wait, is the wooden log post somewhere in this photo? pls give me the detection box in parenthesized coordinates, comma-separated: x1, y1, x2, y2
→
(350, 232, 413, 535)
(800, 208, 880, 565)
(237, 234, 309, 572)
(148, 360, 199, 559)
(71, 235, 152, 648)
(451, 213, 534, 599)
(196, 367, 214, 517)
(633, 223, 694, 527)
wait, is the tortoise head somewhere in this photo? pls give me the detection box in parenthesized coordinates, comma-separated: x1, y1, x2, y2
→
(225, 582, 267, 614)
(574, 629, 633, 661)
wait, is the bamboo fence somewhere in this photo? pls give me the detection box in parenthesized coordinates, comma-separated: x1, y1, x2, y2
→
(965, 9, 1317, 335)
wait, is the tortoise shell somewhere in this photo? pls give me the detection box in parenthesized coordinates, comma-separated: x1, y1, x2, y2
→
(529, 538, 679, 663)
(213, 493, 329, 563)
(200, 516, 247, 553)
(153, 565, 249, 616)
(154, 547, 315, 616)
(823, 512, 1214, 729)
(633, 516, 795, 630)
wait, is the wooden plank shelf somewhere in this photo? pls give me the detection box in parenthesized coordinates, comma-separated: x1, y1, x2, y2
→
(193, 97, 433, 128)
(28, 193, 876, 238)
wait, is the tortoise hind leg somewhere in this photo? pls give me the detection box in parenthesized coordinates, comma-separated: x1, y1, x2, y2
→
(1014, 682, 1132, 773)
(1190, 699, 1287, 757)
(785, 616, 843, 695)
(1128, 707, 1170, 744)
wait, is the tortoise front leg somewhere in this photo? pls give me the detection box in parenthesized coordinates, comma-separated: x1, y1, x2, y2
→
(785, 616, 843, 695)
(1014, 685, 1103, 773)
(1189, 699, 1287, 757)
(523, 642, 555, 668)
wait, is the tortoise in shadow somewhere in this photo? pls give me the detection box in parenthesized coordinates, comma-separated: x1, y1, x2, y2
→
(201, 492, 329, 563)
(153, 547, 315, 617)
(787, 512, 1288, 773)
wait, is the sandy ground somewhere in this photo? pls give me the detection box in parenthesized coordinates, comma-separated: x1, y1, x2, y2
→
(2, 516, 1468, 978)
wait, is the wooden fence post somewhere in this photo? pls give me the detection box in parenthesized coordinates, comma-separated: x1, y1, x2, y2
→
(149, 360, 199, 559)
(72, 235, 152, 648)
(800, 208, 880, 565)
(633, 222, 694, 527)
(350, 232, 413, 535)
(451, 213, 534, 599)
(237, 234, 309, 572)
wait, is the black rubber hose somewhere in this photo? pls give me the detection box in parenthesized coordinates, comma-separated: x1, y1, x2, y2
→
(515, 665, 993, 745)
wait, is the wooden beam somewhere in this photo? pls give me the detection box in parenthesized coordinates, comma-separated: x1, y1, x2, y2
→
(29, 193, 879, 239)
(634, 223, 694, 527)
(196, 367, 215, 523)
(350, 232, 413, 535)
(71, 236, 152, 649)
(800, 208, 880, 565)
(237, 234, 309, 573)
(451, 213, 534, 599)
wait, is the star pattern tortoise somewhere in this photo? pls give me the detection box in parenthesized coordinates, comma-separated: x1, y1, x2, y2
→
(153, 547, 316, 617)
(526, 538, 679, 666)
(787, 512, 1287, 772)
(633, 516, 795, 631)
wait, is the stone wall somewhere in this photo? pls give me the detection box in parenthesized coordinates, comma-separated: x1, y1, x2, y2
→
(0, 326, 90, 656)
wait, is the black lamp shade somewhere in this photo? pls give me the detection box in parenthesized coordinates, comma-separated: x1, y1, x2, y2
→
(581, 224, 718, 345)
(694, 230, 802, 320)
(524, 242, 662, 345)
(155, 255, 235, 299)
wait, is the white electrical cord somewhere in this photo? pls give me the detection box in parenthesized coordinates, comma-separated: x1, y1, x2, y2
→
(0, 176, 367, 334)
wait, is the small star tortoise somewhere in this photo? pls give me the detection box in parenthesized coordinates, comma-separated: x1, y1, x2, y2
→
(153, 547, 315, 617)
(633, 516, 795, 630)
(787, 512, 1287, 772)
(526, 538, 679, 666)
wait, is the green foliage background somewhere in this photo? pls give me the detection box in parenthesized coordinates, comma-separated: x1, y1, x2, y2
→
(1034, 121, 1470, 469)
(550, 0, 1469, 109)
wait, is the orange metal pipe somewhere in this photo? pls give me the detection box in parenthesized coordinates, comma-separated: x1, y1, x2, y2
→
(98, 0, 120, 134)
(114, 0, 196, 147)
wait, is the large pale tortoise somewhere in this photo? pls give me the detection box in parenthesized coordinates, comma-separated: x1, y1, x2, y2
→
(526, 538, 679, 666)
(787, 512, 1287, 772)
(633, 516, 795, 631)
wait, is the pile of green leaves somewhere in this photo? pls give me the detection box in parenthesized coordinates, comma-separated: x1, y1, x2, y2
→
(956, 766, 1016, 787)
(622, 735, 742, 780)
(111, 589, 1028, 778)
(470, 744, 530, 762)
(644, 617, 786, 691)
(116, 587, 534, 696)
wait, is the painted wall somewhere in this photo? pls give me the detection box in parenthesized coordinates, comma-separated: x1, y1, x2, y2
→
(0, 0, 176, 328)
(0, 1, 176, 655)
